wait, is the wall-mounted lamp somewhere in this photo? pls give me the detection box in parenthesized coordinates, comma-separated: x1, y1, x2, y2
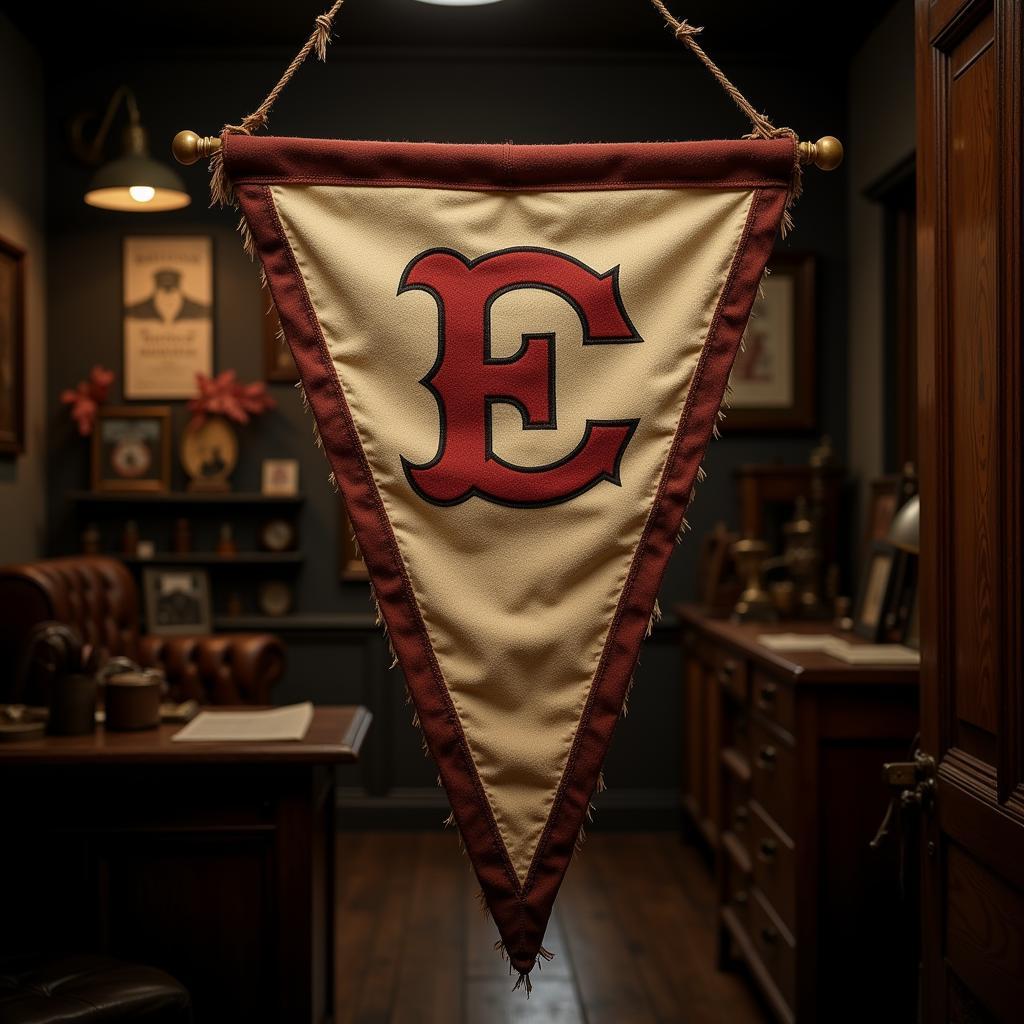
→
(72, 86, 190, 213)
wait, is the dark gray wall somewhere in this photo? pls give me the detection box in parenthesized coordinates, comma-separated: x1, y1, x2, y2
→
(44, 45, 848, 823)
(0, 14, 47, 562)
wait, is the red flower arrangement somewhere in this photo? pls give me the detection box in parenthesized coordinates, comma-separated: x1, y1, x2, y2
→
(187, 371, 276, 430)
(60, 365, 115, 436)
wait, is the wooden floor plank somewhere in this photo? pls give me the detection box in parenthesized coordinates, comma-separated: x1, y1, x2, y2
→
(349, 834, 419, 1024)
(336, 832, 768, 1024)
(389, 834, 465, 1024)
(556, 843, 660, 1024)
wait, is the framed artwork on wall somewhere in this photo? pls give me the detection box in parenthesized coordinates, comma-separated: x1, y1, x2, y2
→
(262, 299, 298, 383)
(143, 567, 212, 635)
(123, 236, 213, 399)
(91, 405, 172, 493)
(724, 250, 816, 432)
(0, 234, 26, 455)
(339, 499, 368, 582)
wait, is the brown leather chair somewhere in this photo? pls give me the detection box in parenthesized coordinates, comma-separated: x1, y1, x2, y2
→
(0, 556, 284, 705)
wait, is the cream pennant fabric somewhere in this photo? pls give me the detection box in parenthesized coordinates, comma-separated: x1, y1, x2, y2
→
(221, 133, 795, 983)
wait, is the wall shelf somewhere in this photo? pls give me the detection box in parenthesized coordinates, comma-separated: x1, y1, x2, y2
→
(69, 490, 304, 506)
(122, 552, 303, 567)
(214, 613, 377, 634)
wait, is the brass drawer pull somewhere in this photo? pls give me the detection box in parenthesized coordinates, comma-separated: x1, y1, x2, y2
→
(758, 837, 778, 863)
(756, 745, 777, 770)
(717, 659, 738, 685)
(757, 682, 778, 708)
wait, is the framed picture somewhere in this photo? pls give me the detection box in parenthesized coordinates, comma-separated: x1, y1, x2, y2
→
(0, 234, 25, 455)
(339, 499, 368, 582)
(853, 541, 899, 642)
(261, 458, 300, 496)
(725, 251, 815, 432)
(143, 567, 212, 635)
(263, 299, 298, 382)
(865, 476, 900, 544)
(123, 236, 213, 399)
(91, 406, 172, 493)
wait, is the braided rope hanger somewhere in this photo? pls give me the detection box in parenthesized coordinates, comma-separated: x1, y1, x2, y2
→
(173, 0, 842, 214)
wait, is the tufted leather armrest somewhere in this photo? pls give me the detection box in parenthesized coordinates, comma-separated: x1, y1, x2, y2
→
(137, 633, 285, 705)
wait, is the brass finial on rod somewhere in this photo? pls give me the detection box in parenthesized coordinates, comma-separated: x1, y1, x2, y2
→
(798, 136, 844, 171)
(172, 130, 222, 166)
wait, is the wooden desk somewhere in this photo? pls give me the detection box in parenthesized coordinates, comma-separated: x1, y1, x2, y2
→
(1, 706, 371, 1024)
(677, 606, 918, 1023)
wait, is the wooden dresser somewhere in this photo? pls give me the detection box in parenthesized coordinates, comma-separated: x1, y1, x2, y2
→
(677, 605, 919, 1023)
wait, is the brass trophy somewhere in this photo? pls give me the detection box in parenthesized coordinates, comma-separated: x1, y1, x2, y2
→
(782, 496, 826, 618)
(730, 539, 777, 622)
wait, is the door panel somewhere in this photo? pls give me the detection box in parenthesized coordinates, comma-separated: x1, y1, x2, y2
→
(916, 0, 1023, 1020)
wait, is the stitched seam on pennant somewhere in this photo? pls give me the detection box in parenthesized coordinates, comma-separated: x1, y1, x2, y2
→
(262, 186, 525, 903)
(232, 176, 789, 191)
(521, 188, 765, 898)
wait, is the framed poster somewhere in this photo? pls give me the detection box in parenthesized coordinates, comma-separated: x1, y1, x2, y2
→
(143, 567, 212, 635)
(91, 405, 172, 493)
(123, 236, 213, 399)
(262, 299, 298, 382)
(725, 251, 815, 432)
(0, 235, 25, 455)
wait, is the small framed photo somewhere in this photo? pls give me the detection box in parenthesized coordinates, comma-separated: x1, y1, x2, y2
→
(339, 499, 368, 582)
(263, 299, 298, 383)
(143, 567, 212, 636)
(853, 542, 899, 642)
(261, 458, 300, 496)
(91, 405, 172, 493)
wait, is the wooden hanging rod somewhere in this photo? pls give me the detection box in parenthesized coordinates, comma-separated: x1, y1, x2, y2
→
(172, 130, 843, 171)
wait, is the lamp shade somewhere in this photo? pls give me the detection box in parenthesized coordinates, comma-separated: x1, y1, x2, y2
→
(887, 494, 920, 554)
(85, 153, 190, 212)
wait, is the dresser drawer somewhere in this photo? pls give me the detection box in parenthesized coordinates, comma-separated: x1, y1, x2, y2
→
(750, 800, 795, 935)
(750, 888, 796, 1012)
(720, 832, 752, 936)
(750, 721, 796, 836)
(752, 670, 796, 735)
(721, 760, 751, 854)
(713, 647, 747, 702)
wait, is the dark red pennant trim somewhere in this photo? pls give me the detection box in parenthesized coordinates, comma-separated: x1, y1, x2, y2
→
(223, 134, 795, 193)
(228, 139, 790, 975)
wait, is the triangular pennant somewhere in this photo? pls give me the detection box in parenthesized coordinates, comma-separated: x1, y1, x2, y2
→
(223, 135, 793, 979)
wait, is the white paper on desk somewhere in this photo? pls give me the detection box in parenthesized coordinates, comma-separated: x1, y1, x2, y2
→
(757, 633, 833, 653)
(171, 702, 314, 742)
(756, 634, 920, 666)
(822, 640, 920, 666)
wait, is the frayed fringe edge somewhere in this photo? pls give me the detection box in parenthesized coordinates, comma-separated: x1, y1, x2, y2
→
(494, 940, 555, 997)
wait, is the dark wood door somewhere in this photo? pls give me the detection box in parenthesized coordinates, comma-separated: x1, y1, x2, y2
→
(916, 1, 1023, 1020)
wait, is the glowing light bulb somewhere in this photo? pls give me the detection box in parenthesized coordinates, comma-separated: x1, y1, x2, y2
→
(129, 185, 156, 204)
